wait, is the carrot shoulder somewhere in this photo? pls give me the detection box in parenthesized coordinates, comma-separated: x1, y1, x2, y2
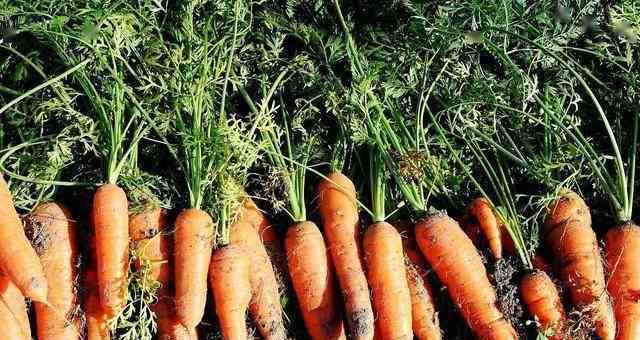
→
(285, 221, 346, 340)
(0, 271, 31, 340)
(415, 214, 518, 340)
(174, 208, 214, 328)
(0, 175, 47, 302)
(520, 270, 567, 340)
(27, 202, 81, 340)
(544, 191, 615, 340)
(93, 183, 129, 317)
(364, 222, 413, 340)
(317, 172, 374, 340)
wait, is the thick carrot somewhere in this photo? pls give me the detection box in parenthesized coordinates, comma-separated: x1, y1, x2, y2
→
(92, 183, 129, 317)
(0, 175, 47, 302)
(27, 202, 81, 340)
(544, 191, 615, 340)
(157, 309, 199, 340)
(209, 244, 252, 340)
(520, 270, 567, 340)
(285, 221, 346, 340)
(363, 222, 413, 340)
(84, 266, 111, 340)
(230, 204, 285, 340)
(174, 208, 214, 328)
(415, 214, 518, 340)
(604, 223, 640, 340)
(0, 271, 31, 340)
(317, 171, 374, 340)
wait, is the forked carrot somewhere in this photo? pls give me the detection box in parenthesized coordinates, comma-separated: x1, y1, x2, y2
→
(0, 270, 31, 340)
(0, 175, 47, 302)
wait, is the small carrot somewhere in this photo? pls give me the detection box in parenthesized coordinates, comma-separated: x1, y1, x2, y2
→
(230, 201, 285, 340)
(544, 191, 615, 340)
(173, 208, 214, 328)
(242, 198, 278, 247)
(604, 222, 640, 340)
(317, 171, 374, 340)
(520, 270, 567, 340)
(209, 244, 252, 340)
(27, 202, 81, 340)
(415, 214, 518, 340)
(285, 221, 346, 340)
(0, 270, 31, 340)
(84, 265, 111, 340)
(92, 183, 129, 317)
(0, 175, 47, 302)
(464, 198, 514, 260)
(363, 222, 413, 340)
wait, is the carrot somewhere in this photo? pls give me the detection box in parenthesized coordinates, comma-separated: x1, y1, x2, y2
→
(520, 270, 567, 340)
(209, 244, 252, 340)
(242, 198, 278, 246)
(531, 254, 553, 277)
(92, 183, 129, 317)
(285, 221, 346, 340)
(317, 171, 374, 340)
(26, 202, 81, 340)
(0, 271, 31, 340)
(229, 202, 285, 340)
(604, 222, 640, 340)
(174, 208, 214, 328)
(543, 191, 615, 340)
(0, 175, 47, 302)
(157, 309, 199, 340)
(363, 222, 413, 340)
(415, 214, 518, 340)
(464, 198, 514, 260)
(84, 266, 111, 340)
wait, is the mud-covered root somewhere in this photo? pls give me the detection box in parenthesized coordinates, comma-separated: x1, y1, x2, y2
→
(415, 213, 518, 340)
(520, 270, 567, 340)
(285, 221, 346, 340)
(604, 222, 640, 340)
(363, 222, 413, 340)
(543, 190, 615, 340)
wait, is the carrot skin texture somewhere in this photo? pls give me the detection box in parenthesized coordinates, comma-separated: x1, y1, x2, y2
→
(174, 208, 214, 328)
(317, 172, 374, 340)
(544, 191, 615, 340)
(604, 223, 640, 340)
(0, 271, 31, 340)
(363, 222, 413, 340)
(0, 175, 47, 302)
(157, 312, 199, 340)
(93, 184, 129, 317)
(27, 203, 81, 340)
(84, 266, 111, 340)
(230, 204, 285, 340)
(520, 270, 567, 340)
(415, 214, 518, 340)
(285, 221, 346, 340)
(209, 245, 252, 340)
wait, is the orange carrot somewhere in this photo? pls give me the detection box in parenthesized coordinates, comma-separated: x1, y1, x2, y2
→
(0, 175, 47, 302)
(242, 198, 278, 246)
(317, 172, 374, 340)
(285, 221, 346, 340)
(174, 208, 214, 328)
(209, 244, 252, 340)
(415, 214, 518, 340)
(363, 222, 413, 340)
(604, 222, 640, 340)
(92, 183, 129, 317)
(230, 202, 285, 340)
(156, 309, 199, 340)
(543, 191, 615, 340)
(26, 202, 81, 340)
(520, 270, 567, 340)
(0, 270, 31, 340)
(84, 266, 111, 340)
(464, 198, 514, 260)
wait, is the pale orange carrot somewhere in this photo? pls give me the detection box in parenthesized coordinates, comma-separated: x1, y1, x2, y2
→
(0, 270, 31, 339)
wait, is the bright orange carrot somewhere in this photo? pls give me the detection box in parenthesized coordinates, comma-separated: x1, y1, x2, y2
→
(230, 203, 285, 340)
(93, 183, 129, 317)
(544, 191, 615, 340)
(0, 270, 31, 340)
(242, 198, 278, 246)
(415, 214, 518, 340)
(464, 198, 514, 260)
(0, 175, 47, 302)
(26, 202, 81, 340)
(317, 172, 374, 340)
(285, 221, 346, 340)
(520, 270, 567, 340)
(604, 222, 640, 340)
(209, 244, 252, 340)
(363, 222, 413, 340)
(174, 208, 214, 328)
(84, 266, 111, 340)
